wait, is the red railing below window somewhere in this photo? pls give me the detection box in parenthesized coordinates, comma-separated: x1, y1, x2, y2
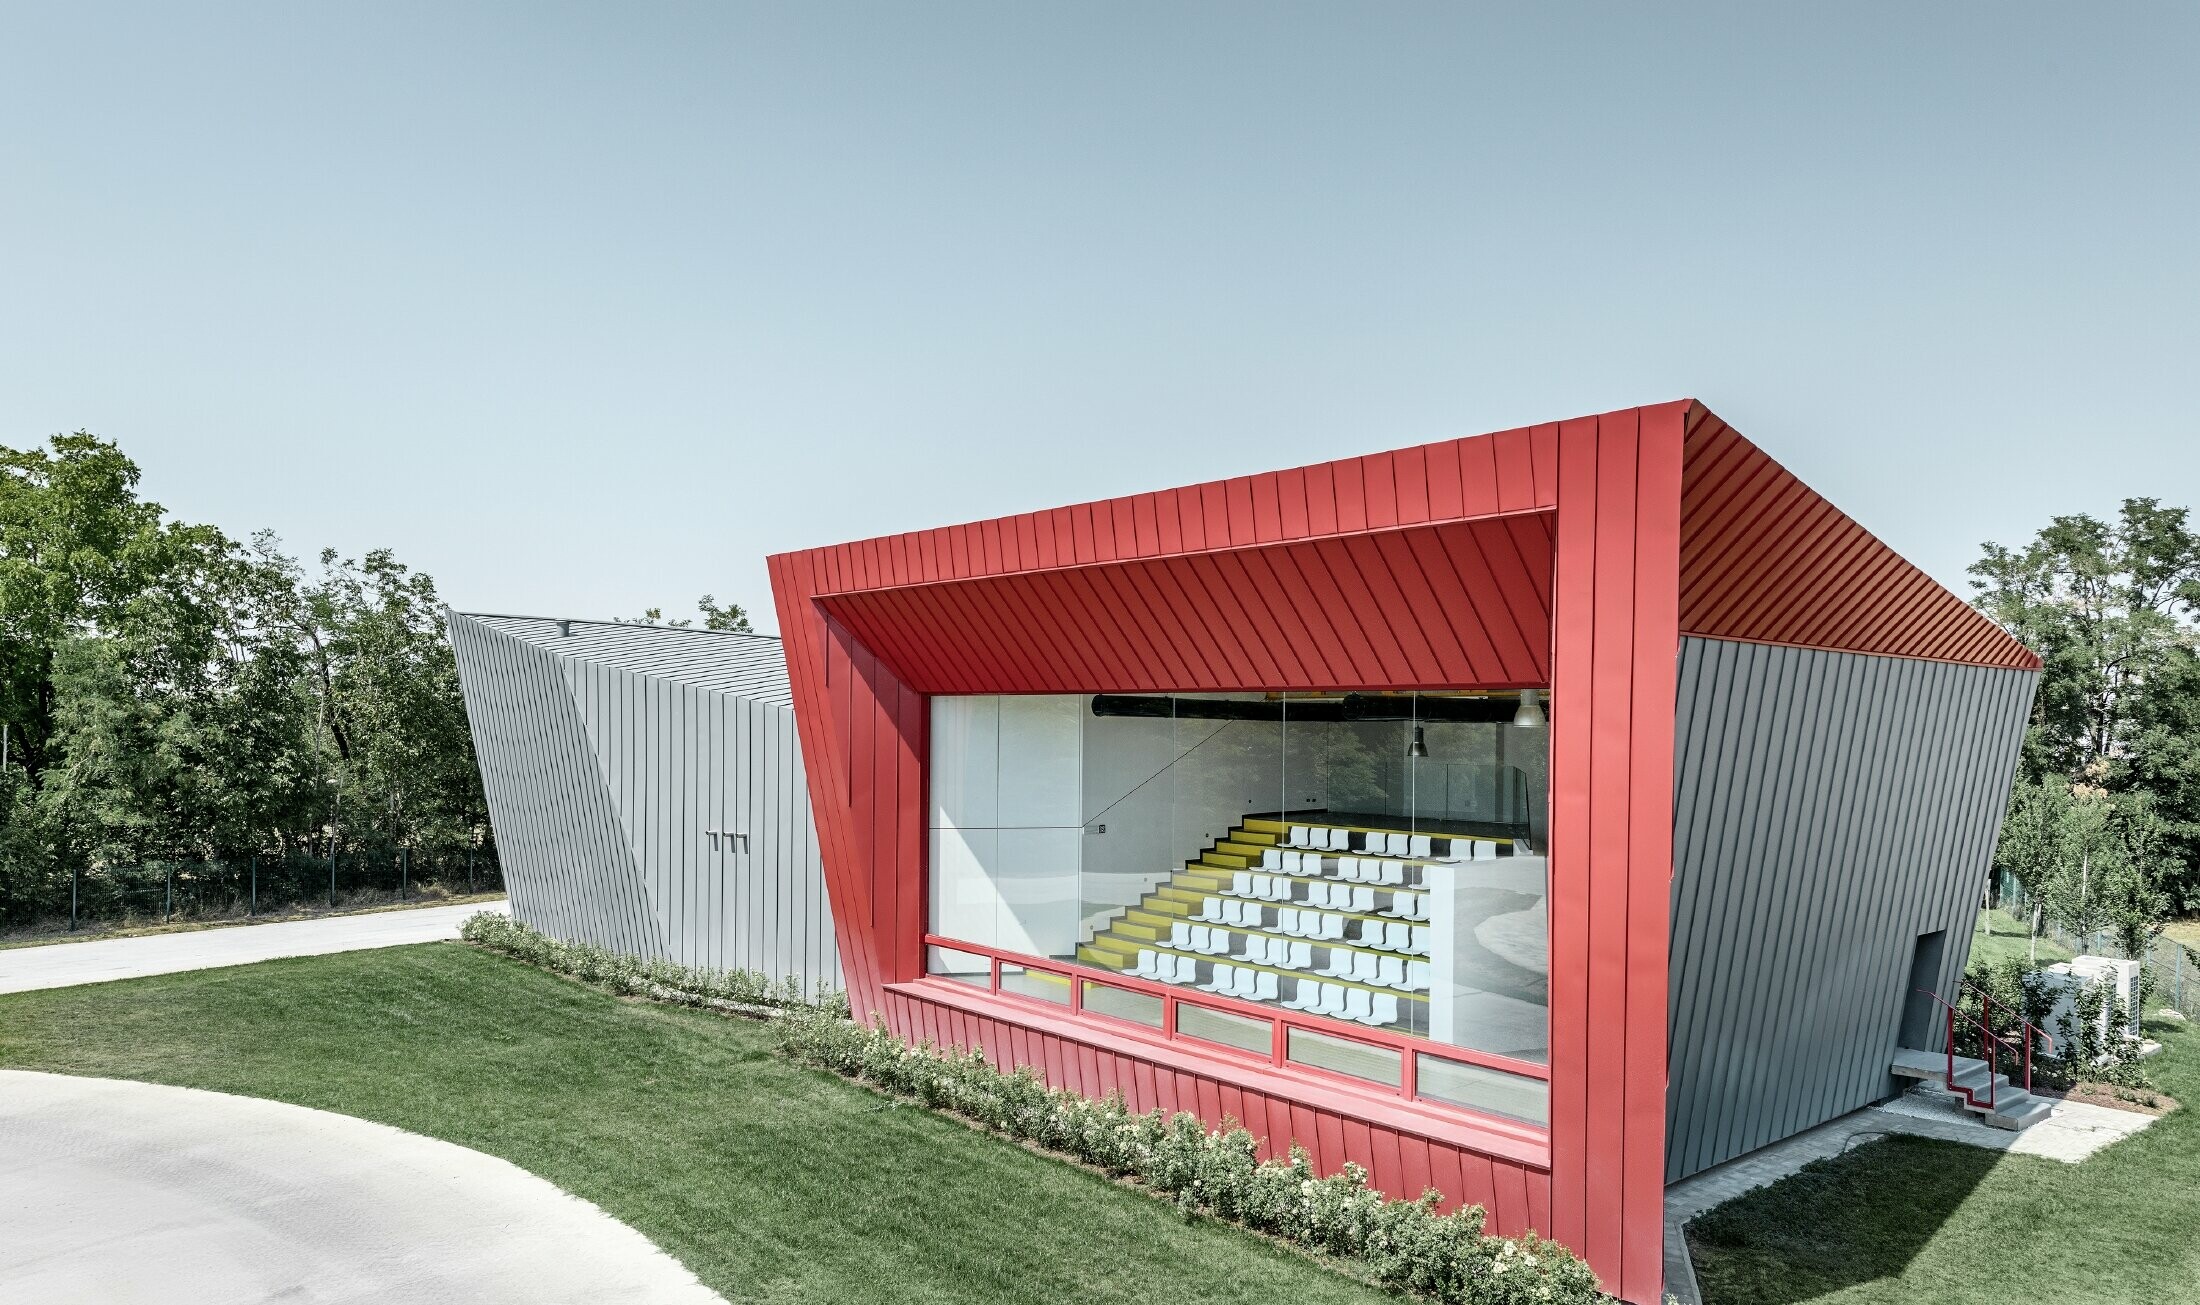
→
(922, 934, 1549, 1117)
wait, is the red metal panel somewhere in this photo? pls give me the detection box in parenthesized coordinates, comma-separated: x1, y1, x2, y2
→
(1369, 1126, 1405, 1199)
(1678, 412, 2037, 668)
(1399, 1133, 1434, 1203)
(1363, 451, 1401, 530)
(816, 517, 1554, 694)
(1430, 1144, 1466, 1214)
(1541, 404, 1686, 1304)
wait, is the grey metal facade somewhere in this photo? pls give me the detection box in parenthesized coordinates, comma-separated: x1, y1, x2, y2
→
(1663, 636, 2036, 1181)
(447, 612, 839, 990)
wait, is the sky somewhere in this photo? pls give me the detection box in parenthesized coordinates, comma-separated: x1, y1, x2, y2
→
(3, 3, 2194, 636)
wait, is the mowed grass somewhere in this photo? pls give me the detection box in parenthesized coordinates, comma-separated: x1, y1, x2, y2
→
(1687, 1016, 2200, 1304)
(0, 943, 1395, 1305)
(1967, 907, 2076, 968)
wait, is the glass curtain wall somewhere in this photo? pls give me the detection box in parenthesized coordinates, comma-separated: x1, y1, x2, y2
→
(928, 691, 1551, 1120)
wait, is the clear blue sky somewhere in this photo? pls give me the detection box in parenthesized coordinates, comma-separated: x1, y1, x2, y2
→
(3, 4, 2193, 635)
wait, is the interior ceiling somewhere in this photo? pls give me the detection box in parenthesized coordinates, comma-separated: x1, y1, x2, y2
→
(818, 513, 1555, 695)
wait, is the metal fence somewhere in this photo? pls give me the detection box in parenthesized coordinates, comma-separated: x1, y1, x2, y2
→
(48, 848, 504, 933)
(1987, 872, 2200, 1021)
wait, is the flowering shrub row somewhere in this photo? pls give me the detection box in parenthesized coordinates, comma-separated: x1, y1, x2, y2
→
(778, 1006, 1603, 1305)
(459, 910, 846, 1016)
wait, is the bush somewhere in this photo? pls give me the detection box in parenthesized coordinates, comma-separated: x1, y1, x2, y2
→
(1958, 958, 2153, 1092)
(459, 911, 846, 1016)
(777, 1006, 1604, 1305)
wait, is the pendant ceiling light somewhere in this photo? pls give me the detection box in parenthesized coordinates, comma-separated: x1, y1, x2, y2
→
(1407, 724, 1429, 758)
(1512, 689, 1546, 729)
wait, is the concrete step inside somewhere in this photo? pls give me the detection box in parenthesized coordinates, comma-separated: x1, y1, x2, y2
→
(1890, 1047, 2055, 1131)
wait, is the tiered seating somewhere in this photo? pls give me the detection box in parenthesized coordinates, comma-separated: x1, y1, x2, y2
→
(1077, 815, 1518, 1035)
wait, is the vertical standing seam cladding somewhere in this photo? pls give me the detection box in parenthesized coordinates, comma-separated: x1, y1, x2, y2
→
(1664, 636, 2036, 1181)
(446, 612, 839, 989)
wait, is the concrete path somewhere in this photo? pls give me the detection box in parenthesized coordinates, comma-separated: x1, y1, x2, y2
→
(0, 1070, 725, 1305)
(1661, 1088, 2161, 1304)
(0, 901, 507, 995)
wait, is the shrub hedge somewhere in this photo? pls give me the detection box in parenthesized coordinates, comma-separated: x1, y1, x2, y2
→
(459, 910, 847, 1016)
(462, 912, 1604, 1304)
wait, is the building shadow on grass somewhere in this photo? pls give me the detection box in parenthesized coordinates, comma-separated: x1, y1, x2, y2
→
(1685, 1133, 2003, 1305)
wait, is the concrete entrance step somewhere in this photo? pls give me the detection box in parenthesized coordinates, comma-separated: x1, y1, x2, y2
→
(1891, 1046, 2052, 1131)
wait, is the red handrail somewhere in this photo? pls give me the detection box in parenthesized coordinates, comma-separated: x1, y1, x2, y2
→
(922, 932, 1552, 1091)
(1913, 985, 2054, 1110)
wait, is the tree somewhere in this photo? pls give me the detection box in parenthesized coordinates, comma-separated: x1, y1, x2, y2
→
(1972, 498, 2200, 910)
(697, 594, 752, 633)
(620, 595, 755, 633)
(0, 429, 491, 927)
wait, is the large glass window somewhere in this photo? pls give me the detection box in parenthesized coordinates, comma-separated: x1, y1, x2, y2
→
(927, 691, 1551, 1088)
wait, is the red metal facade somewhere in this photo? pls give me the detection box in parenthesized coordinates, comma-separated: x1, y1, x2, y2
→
(1679, 408, 2040, 670)
(767, 399, 2008, 1303)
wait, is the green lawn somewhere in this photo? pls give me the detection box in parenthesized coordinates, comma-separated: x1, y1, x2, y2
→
(1968, 907, 2076, 968)
(1688, 1016, 2198, 1304)
(0, 942, 1393, 1305)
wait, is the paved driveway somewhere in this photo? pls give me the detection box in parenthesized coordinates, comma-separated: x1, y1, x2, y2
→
(0, 901, 507, 994)
(0, 1070, 725, 1304)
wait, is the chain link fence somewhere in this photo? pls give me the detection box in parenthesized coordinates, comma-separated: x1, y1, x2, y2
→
(25, 848, 504, 937)
(1987, 871, 2200, 1021)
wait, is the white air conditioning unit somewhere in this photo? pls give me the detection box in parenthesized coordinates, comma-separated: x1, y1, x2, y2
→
(2042, 955, 2143, 1051)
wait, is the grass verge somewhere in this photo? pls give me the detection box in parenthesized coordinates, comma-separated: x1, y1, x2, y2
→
(0, 941, 1406, 1305)
(0, 891, 508, 950)
(1686, 1015, 2199, 1304)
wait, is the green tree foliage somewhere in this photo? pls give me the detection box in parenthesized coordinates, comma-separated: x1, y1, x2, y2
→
(1972, 498, 2200, 920)
(622, 595, 755, 633)
(0, 431, 487, 925)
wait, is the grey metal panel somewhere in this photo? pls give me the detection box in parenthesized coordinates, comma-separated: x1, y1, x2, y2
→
(446, 611, 839, 991)
(458, 613, 794, 706)
(1665, 637, 2035, 1182)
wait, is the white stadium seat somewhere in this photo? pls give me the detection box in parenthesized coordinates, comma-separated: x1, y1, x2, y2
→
(1385, 921, 1411, 952)
(1289, 940, 1313, 969)
(1345, 989, 1373, 1023)
(1410, 834, 1432, 859)
(1317, 984, 1349, 1018)
(1379, 861, 1405, 887)
(1411, 925, 1431, 954)
(1377, 955, 1405, 988)
(1255, 972, 1280, 1001)
(1372, 993, 1399, 1025)
(1406, 960, 1431, 990)
(1171, 922, 1192, 950)
(1262, 847, 1282, 870)
(1350, 951, 1379, 984)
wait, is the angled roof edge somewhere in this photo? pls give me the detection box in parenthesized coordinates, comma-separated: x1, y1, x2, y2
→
(766, 397, 2036, 673)
(447, 610, 794, 706)
(1678, 405, 2038, 671)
